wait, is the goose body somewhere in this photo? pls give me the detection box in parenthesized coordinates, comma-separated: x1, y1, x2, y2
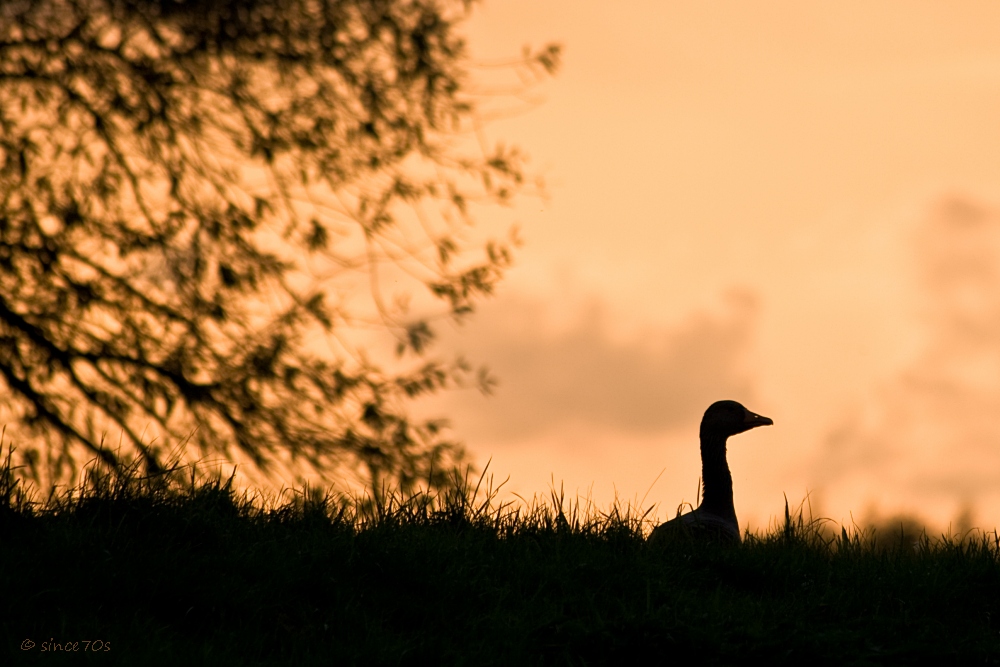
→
(648, 400, 772, 545)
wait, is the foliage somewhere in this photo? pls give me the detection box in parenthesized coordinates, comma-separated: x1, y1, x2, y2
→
(0, 0, 560, 493)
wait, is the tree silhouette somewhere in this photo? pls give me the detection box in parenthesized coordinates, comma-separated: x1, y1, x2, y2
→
(0, 0, 559, 495)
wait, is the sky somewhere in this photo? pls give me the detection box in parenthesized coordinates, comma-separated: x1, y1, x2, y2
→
(406, 1, 1000, 535)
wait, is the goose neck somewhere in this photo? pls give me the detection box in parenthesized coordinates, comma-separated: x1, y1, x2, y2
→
(699, 432, 735, 520)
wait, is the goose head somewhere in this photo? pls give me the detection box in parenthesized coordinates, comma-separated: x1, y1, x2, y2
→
(700, 400, 773, 440)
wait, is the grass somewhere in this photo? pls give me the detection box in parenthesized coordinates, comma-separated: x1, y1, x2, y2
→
(2, 447, 1000, 666)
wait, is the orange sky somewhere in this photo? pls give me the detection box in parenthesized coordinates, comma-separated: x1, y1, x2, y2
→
(406, 1, 1000, 535)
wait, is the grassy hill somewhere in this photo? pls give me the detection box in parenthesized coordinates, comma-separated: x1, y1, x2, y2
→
(2, 451, 999, 666)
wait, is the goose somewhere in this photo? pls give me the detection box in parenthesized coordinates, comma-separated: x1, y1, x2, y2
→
(648, 400, 772, 545)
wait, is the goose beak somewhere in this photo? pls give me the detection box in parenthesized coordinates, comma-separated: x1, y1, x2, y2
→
(743, 410, 773, 429)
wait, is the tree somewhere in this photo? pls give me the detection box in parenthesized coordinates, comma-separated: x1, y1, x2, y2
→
(0, 0, 560, 496)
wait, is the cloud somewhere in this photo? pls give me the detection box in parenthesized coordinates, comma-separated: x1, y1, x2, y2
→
(813, 194, 1000, 518)
(429, 288, 760, 443)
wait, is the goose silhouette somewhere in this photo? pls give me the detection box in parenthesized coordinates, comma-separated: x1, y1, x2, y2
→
(649, 400, 772, 545)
